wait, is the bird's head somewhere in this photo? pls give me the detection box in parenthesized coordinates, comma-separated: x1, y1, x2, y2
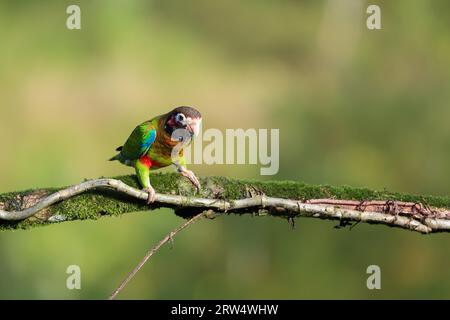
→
(164, 106, 202, 138)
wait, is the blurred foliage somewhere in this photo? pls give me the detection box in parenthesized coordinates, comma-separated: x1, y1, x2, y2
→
(0, 0, 449, 299)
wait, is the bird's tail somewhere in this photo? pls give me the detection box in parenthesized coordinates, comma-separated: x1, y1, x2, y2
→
(109, 154, 120, 161)
(109, 146, 123, 161)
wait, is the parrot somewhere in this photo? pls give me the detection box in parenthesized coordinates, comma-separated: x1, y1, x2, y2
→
(109, 106, 202, 203)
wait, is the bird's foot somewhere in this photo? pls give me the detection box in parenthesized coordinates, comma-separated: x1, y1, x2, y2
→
(180, 169, 201, 192)
(144, 186, 157, 204)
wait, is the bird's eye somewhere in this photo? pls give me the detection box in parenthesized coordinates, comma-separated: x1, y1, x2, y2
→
(176, 113, 186, 123)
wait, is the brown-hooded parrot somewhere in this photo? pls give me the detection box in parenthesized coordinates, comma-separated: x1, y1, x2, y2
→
(109, 106, 202, 203)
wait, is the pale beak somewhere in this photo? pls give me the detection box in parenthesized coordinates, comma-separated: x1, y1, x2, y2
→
(186, 118, 201, 137)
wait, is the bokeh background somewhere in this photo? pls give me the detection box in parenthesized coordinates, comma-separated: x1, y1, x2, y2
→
(0, 0, 449, 299)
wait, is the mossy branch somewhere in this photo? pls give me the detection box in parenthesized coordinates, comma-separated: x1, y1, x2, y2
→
(0, 173, 450, 233)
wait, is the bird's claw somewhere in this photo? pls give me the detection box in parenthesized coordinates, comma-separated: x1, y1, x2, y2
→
(144, 186, 157, 204)
(181, 169, 201, 192)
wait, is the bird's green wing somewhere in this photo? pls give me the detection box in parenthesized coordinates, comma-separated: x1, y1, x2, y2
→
(120, 120, 157, 160)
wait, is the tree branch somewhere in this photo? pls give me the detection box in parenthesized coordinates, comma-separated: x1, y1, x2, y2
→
(0, 173, 449, 233)
(108, 212, 204, 300)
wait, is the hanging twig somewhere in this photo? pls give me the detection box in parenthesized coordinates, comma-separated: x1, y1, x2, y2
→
(108, 212, 204, 300)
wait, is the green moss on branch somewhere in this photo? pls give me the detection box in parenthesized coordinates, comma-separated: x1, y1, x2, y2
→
(1, 173, 449, 231)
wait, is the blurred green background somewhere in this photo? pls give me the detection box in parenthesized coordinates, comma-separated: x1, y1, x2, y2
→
(0, 0, 449, 299)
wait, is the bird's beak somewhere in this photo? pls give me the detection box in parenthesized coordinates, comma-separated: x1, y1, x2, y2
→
(186, 118, 201, 137)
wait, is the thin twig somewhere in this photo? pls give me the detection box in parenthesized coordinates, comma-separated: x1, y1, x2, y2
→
(108, 212, 204, 300)
(1, 178, 450, 233)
